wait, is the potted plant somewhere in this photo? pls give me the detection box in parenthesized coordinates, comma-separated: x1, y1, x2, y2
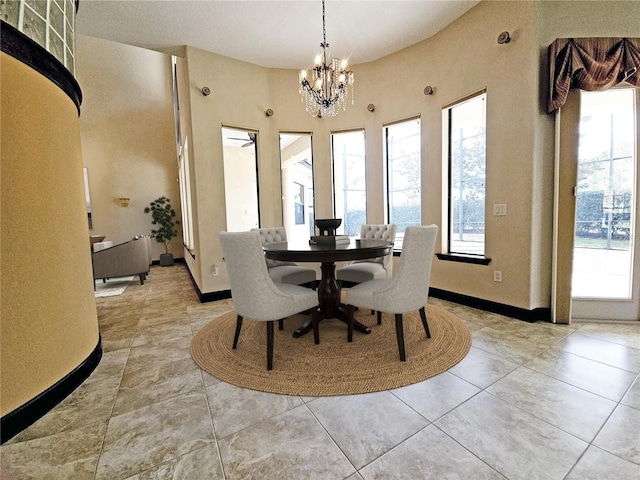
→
(144, 196, 179, 266)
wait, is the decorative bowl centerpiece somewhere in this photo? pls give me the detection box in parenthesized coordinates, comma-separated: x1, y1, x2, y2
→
(315, 218, 342, 236)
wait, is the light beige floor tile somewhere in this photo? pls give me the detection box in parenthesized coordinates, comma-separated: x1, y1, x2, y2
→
(575, 322, 640, 350)
(124, 445, 224, 479)
(132, 320, 193, 348)
(112, 356, 204, 416)
(218, 405, 355, 480)
(436, 392, 587, 480)
(0, 421, 107, 480)
(7, 373, 120, 443)
(205, 381, 304, 438)
(487, 367, 617, 441)
(554, 333, 640, 373)
(360, 425, 505, 479)
(621, 375, 640, 410)
(95, 392, 214, 479)
(471, 327, 550, 364)
(307, 391, 429, 469)
(525, 347, 637, 401)
(593, 404, 640, 464)
(391, 371, 480, 421)
(565, 445, 640, 480)
(448, 346, 520, 389)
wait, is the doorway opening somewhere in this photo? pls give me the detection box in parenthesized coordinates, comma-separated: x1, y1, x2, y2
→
(571, 88, 639, 320)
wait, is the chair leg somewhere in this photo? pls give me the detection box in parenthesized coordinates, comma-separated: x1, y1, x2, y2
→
(377, 311, 382, 325)
(347, 305, 354, 343)
(139, 273, 145, 285)
(232, 315, 243, 349)
(371, 309, 375, 315)
(395, 313, 406, 362)
(419, 307, 431, 338)
(312, 309, 320, 345)
(278, 318, 284, 330)
(267, 320, 274, 370)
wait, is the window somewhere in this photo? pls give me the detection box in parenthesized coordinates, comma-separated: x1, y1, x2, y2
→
(332, 130, 366, 236)
(385, 118, 421, 248)
(280, 133, 314, 241)
(172, 56, 194, 251)
(445, 92, 486, 256)
(294, 182, 305, 225)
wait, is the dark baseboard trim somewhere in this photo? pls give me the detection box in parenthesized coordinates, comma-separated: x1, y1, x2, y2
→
(184, 265, 232, 303)
(429, 288, 551, 323)
(200, 289, 232, 303)
(151, 257, 185, 266)
(1, 20, 82, 115)
(1, 335, 102, 444)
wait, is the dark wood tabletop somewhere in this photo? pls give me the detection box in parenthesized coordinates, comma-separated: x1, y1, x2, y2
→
(263, 238, 393, 338)
(263, 239, 392, 263)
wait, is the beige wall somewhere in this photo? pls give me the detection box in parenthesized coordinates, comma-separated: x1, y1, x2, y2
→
(77, 0, 639, 311)
(1, 54, 99, 415)
(75, 35, 183, 261)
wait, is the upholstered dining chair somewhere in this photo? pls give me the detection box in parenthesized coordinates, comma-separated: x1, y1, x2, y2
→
(336, 224, 397, 285)
(253, 227, 317, 288)
(337, 223, 396, 315)
(345, 225, 438, 362)
(219, 231, 321, 370)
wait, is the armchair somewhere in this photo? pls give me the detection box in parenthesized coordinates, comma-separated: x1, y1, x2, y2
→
(92, 238, 150, 286)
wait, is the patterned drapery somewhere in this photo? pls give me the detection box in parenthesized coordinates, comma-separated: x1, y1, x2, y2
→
(547, 37, 640, 113)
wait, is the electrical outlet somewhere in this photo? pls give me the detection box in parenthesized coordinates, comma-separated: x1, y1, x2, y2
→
(493, 204, 507, 216)
(493, 270, 503, 282)
(211, 264, 219, 277)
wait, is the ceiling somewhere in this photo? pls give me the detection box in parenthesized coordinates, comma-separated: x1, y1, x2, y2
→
(75, 1, 480, 69)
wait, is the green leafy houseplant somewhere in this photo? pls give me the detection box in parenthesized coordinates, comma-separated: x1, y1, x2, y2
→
(144, 196, 179, 265)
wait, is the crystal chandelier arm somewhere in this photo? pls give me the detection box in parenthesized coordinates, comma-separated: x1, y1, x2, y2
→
(298, 0, 354, 118)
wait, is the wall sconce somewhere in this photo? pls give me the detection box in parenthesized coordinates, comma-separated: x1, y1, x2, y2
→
(116, 197, 130, 208)
(367, 103, 375, 112)
(497, 31, 511, 44)
(424, 86, 434, 95)
(201, 86, 211, 96)
(265, 108, 274, 117)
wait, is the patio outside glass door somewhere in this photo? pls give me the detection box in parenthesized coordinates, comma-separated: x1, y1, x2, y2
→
(571, 87, 639, 321)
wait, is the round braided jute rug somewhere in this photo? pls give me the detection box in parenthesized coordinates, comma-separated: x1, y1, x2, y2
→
(191, 304, 471, 396)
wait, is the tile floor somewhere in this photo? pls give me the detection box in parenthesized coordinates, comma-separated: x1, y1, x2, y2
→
(1, 264, 639, 479)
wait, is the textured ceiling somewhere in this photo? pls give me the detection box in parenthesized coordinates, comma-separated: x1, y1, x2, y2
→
(75, 0, 480, 69)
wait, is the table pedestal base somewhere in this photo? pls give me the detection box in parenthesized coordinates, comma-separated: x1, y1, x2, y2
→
(292, 261, 371, 338)
(292, 306, 371, 338)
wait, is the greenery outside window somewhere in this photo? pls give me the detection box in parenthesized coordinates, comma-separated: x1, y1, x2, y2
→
(384, 118, 421, 249)
(445, 92, 486, 257)
(332, 130, 366, 236)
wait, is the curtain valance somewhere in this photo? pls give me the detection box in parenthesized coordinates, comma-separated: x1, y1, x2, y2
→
(547, 37, 640, 113)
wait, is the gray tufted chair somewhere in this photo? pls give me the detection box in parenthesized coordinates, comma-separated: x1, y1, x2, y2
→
(346, 225, 438, 362)
(336, 224, 397, 285)
(219, 231, 321, 370)
(253, 227, 317, 288)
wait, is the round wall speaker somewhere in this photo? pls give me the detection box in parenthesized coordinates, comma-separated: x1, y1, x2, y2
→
(201, 86, 211, 96)
(367, 103, 375, 112)
(265, 108, 274, 117)
(497, 31, 510, 44)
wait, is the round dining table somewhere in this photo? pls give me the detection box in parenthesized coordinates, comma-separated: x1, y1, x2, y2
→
(263, 238, 393, 338)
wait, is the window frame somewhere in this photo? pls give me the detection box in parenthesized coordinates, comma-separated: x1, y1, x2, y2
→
(439, 91, 490, 264)
(331, 128, 367, 236)
(384, 117, 422, 250)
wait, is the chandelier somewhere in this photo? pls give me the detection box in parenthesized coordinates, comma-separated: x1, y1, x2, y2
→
(299, 0, 354, 118)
